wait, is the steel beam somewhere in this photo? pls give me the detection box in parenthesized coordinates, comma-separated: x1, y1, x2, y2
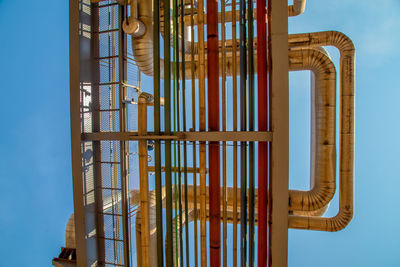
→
(268, 0, 289, 265)
(82, 131, 273, 142)
(69, 0, 87, 266)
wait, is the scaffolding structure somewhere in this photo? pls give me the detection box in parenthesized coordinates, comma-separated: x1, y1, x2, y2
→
(53, 0, 355, 266)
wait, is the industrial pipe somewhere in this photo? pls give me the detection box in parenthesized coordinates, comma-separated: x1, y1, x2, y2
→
(128, 0, 306, 76)
(256, 0, 268, 264)
(288, 0, 306, 17)
(288, 31, 355, 231)
(288, 48, 337, 212)
(131, 43, 339, 214)
(138, 94, 150, 267)
(207, 0, 221, 264)
(239, 0, 248, 265)
(122, 0, 145, 37)
(166, 47, 338, 213)
(130, 0, 154, 76)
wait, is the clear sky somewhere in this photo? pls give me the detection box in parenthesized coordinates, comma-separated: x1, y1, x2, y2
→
(0, 0, 400, 266)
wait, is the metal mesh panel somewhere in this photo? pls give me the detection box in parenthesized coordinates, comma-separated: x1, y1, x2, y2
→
(99, 60, 120, 84)
(105, 238, 124, 265)
(99, 30, 120, 58)
(100, 111, 120, 132)
(82, 141, 96, 205)
(98, 3, 119, 32)
(81, 84, 94, 133)
(100, 85, 120, 110)
(76, 1, 141, 265)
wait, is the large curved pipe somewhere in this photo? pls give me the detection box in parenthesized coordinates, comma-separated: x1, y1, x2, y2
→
(288, 31, 355, 231)
(288, 48, 337, 212)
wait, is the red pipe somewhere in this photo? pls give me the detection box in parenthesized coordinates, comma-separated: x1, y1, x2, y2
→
(207, 0, 220, 266)
(257, 0, 268, 266)
(267, 0, 273, 265)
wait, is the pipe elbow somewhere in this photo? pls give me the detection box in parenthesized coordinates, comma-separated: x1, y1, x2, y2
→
(289, 31, 355, 56)
(329, 206, 353, 232)
(327, 31, 355, 55)
(123, 18, 146, 37)
(288, 48, 337, 212)
(288, 205, 353, 232)
(288, 0, 306, 17)
(289, 182, 335, 212)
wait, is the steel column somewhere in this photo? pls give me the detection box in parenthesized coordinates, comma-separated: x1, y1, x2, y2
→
(69, 0, 87, 265)
(268, 0, 289, 265)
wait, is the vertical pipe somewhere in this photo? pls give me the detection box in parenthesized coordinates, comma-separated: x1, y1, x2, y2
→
(207, 0, 220, 265)
(197, 0, 207, 265)
(231, 1, 238, 266)
(256, 0, 268, 265)
(174, 0, 184, 262)
(239, 0, 247, 265)
(267, 3, 273, 264)
(163, 0, 173, 264)
(138, 96, 150, 267)
(221, 0, 228, 266)
(180, 0, 190, 265)
(247, 0, 255, 265)
(172, 3, 179, 265)
(152, 0, 164, 265)
(190, 0, 199, 265)
(118, 4, 131, 266)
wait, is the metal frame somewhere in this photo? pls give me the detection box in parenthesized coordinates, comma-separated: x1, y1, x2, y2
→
(65, 1, 355, 266)
(82, 131, 273, 142)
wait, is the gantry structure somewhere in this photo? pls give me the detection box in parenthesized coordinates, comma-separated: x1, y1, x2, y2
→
(53, 0, 355, 266)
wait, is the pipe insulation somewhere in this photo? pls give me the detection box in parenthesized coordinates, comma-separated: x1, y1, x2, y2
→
(130, 0, 153, 76)
(288, 0, 307, 17)
(288, 31, 355, 231)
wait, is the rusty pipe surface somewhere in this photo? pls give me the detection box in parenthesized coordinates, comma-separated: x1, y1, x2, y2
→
(288, 31, 355, 231)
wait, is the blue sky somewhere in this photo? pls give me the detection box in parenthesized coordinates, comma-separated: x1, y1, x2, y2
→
(0, 0, 400, 266)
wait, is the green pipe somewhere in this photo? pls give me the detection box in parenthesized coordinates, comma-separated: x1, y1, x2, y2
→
(164, 0, 173, 265)
(173, 0, 184, 265)
(240, 0, 247, 265)
(152, 0, 163, 266)
(247, 0, 255, 266)
(118, 4, 130, 266)
(172, 2, 179, 264)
